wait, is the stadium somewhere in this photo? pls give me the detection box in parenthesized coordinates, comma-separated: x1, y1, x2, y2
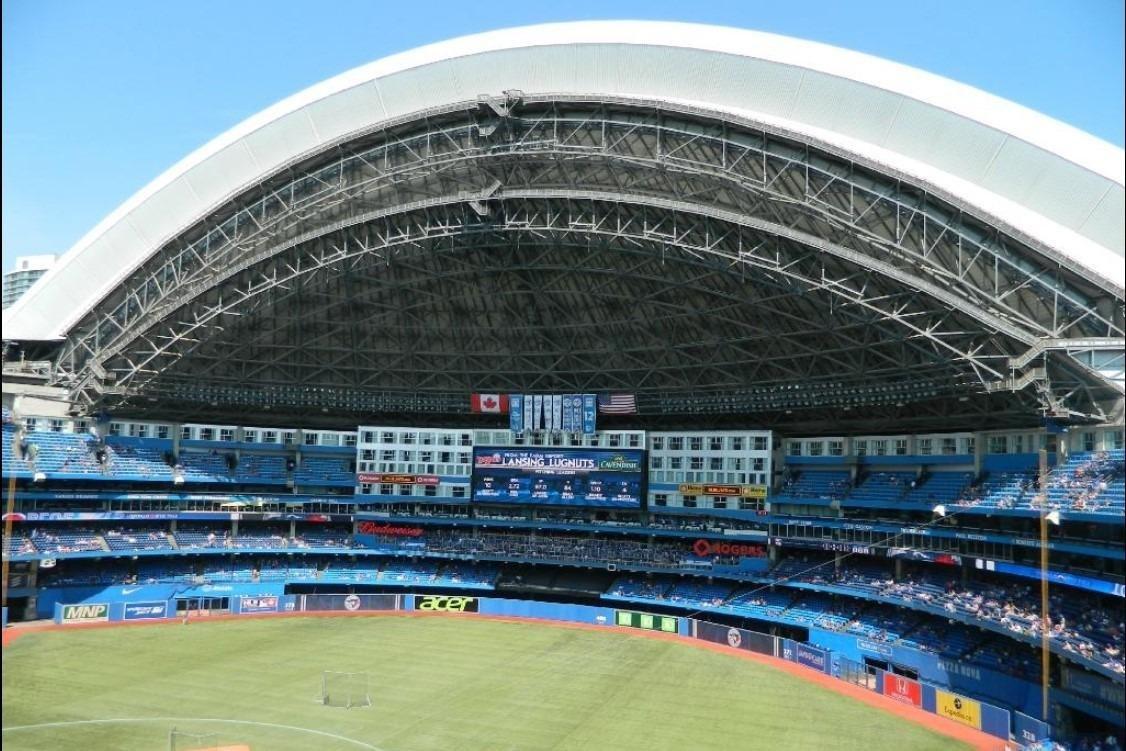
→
(2, 19, 1123, 751)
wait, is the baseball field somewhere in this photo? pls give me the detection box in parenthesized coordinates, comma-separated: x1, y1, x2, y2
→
(2, 615, 973, 750)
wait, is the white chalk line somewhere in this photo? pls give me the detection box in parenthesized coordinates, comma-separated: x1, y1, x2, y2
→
(1, 716, 386, 749)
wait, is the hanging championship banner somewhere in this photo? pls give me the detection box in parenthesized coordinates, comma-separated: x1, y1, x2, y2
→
(551, 395, 563, 432)
(582, 394, 597, 434)
(533, 395, 544, 431)
(523, 394, 534, 433)
(510, 395, 524, 434)
(562, 394, 574, 433)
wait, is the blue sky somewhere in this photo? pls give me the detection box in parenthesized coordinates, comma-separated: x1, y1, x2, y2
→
(2, 0, 1123, 273)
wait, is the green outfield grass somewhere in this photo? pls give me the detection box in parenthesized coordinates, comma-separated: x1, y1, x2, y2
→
(2, 616, 968, 751)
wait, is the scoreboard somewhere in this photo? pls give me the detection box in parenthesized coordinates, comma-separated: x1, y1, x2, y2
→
(471, 447, 645, 508)
(615, 609, 679, 633)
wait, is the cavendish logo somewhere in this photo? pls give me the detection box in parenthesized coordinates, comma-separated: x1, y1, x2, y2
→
(596, 455, 641, 472)
(692, 539, 766, 558)
(344, 594, 362, 611)
(727, 628, 743, 648)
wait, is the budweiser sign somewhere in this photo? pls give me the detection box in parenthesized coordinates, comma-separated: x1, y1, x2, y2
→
(692, 539, 766, 558)
(356, 521, 424, 537)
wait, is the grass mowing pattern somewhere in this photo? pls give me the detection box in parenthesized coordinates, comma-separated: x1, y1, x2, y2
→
(2, 617, 969, 750)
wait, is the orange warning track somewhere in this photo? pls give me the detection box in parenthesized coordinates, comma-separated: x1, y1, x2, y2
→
(2, 610, 1009, 750)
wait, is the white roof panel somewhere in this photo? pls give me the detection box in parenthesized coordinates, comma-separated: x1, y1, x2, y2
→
(6, 21, 1123, 341)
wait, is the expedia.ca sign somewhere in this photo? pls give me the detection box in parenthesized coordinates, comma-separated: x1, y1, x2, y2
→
(414, 596, 478, 613)
(692, 539, 766, 558)
(61, 603, 109, 623)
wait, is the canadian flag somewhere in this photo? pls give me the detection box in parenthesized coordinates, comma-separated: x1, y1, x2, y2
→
(470, 393, 509, 414)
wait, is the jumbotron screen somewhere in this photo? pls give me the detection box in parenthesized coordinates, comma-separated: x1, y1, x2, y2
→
(471, 447, 646, 508)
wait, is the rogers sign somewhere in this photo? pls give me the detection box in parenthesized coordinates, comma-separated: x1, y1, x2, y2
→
(356, 521, 424, 537)
(692, 539, 766, 558)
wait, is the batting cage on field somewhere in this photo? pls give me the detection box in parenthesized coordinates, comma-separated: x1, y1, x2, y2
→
(321, 670, 372, 708)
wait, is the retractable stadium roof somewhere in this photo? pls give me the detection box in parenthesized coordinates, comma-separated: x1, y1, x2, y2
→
(4, 22, 1123, 431)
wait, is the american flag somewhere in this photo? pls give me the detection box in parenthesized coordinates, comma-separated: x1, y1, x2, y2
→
(597, 393, 637, 414)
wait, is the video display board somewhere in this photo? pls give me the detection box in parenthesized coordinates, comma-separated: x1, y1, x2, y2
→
(471, 447, 645, 508)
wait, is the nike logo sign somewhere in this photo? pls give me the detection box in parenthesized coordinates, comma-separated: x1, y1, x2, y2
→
(121, 587, 141, 594)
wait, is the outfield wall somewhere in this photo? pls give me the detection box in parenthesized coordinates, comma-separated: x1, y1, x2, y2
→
(44, 592, 1023, 743)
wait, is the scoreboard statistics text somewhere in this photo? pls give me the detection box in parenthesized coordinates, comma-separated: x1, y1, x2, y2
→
(471, 447, 645, 508)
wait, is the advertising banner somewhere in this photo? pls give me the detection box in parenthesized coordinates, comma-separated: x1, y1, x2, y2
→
(61, 603, 109, 623)
(123, 601, 169, 621)
(882, 673, 922, 707)
(935, 689, 982, 729)
(355, 473, 438, 486)
(691, 539, 767, 558)
(240, 596, 279, 613)
(795, 643, 829, 673)
(176, 583, 285, 599)
(695, 621, 775, 656)
(413, 595, 479, 613)
(887, 548, 962, 566)
(678, 484, 768, 499)
(302, 593, 398, 612)
(355, 521, 424, 537)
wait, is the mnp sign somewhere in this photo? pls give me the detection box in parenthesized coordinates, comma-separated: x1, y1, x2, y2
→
(62, 603, 109, 623)
(935, 689, 982, 729)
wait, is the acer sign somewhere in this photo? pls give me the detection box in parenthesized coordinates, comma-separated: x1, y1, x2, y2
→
(692, 539, 767, 558)
(414, 596, 479, 613)
(355, 521, 424, 537)
(356, 473, 439, 486)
